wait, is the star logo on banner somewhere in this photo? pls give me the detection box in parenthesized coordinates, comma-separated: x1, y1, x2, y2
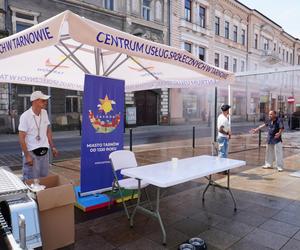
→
(97, 95, 116, 114)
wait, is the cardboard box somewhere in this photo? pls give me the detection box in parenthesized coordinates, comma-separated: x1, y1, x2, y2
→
(26, 174, 76, 250)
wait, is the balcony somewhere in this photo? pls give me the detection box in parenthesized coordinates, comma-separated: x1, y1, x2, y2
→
(261, 50, 281, 64)
(180, 19, 211, 37)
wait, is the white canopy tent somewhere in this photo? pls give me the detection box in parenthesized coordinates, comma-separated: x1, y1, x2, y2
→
(0, 10, 233, 92)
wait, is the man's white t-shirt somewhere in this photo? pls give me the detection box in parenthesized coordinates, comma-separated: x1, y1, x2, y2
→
(18, 108, 50, 151)
(217, 113, 230, 138)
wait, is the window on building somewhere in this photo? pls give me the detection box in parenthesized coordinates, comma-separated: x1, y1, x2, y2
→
(17, 94, 31, 114)
(224, 21, 229, 39)
(286, 51, 289, 62)
(224, 55, 229, 70)
(274, 43, 276, 52)
(283, 49, 285, 60)
(279, 46, 281, 54)
(199, 47, 205, 61)
(142, 0, 151, 21)
(254, 34, 258, 49)
(184, 42, 192, 53)
(215, 16, 220, 35)
(183, 93, 198, 119)
(233, 58, 237, 72)
(214, 53, 220, 67)
(66, 96, 81, 113)
(241, 60, 245, 72)
(11, 7, 39, 34)
(199, 6, 206, 28)
(263, 38, 269, 50)
(105, 0, 114, 10)
(185, 0, 191, 22)
(241, 29, 245, 45)
(290, 53, 293, 64)
(298, 55, 300, 65)
(155, 0, 162, 21)
(233, 25, 237, 42)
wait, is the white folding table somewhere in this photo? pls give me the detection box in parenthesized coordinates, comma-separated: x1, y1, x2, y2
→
(121, 155, 246, 244)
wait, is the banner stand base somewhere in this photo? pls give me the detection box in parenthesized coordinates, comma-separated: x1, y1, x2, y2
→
(74, 186, 111, 212)
(74, 186, 138, 212)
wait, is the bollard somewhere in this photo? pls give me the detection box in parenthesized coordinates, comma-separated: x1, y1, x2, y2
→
(129, 128, 133, 151)
(258, 129, 262, 147)
(79, 118, 82, 136)
(192, 126, 195, 148)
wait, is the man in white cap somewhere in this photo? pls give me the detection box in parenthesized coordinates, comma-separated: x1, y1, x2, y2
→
(18, 91, 58, 180)
(217, 104, 231, 158)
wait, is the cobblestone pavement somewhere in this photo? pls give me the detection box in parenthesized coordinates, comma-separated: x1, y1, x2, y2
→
(4, 132, 300, 249)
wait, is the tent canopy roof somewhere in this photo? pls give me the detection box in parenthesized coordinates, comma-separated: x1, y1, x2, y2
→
(0, 10, 233, 91)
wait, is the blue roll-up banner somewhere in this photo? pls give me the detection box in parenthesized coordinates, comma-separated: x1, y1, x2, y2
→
(80, 74, 124, 195)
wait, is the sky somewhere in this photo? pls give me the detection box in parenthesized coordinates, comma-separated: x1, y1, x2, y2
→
(239, 0, 300, 38)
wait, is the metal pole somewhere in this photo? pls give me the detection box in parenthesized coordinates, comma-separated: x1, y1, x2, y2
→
(214, 87, 218, 142)
(259, 129, 262, 147)
(48, 87, 53, 165)
(129, 128, 133, 151)
(18, 214, 26, 249)
(192, 126, 195, 148)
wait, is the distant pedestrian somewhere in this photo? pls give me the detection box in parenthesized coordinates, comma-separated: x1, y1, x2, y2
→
(18, 91, 58, 180)
(217, 104, 231, 158)
(251, 110, 284, 172)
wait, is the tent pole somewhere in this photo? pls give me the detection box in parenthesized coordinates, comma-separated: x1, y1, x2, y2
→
(60, 41, 91, 74)
(94, 48, 100, 75)
(103, 53, 122, 75)
(129, 56, 159, 80)
(47, 86, 53, 164)
(228, 84, 231, 125)
(45, 45, 82, 77)
(105, 56, 129, 76)
(54, 43, 85, 70)
(100, 49, 105, 74)
(214, 86, 218, 143)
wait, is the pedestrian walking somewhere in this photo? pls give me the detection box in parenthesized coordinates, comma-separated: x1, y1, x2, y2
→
(18, 91, 59, 180)
(251, 110, 284, 172)
(217, 104, 231, 158)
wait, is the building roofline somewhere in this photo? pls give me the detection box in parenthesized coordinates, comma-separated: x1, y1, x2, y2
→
(235, 0, 298, 40)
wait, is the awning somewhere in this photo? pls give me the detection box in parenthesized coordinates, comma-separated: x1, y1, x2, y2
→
(0, 10, 233, 92)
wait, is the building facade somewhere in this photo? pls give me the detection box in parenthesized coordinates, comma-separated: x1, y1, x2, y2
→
(0, 0, 170, 132)
(1, 0, 300, 132)
(170, 0, 300, 124)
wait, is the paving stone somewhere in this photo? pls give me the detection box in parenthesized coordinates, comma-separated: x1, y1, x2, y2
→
(243, 228, 289, 250)
(259, 219, 300, 237)
(280, 239, 300, 250)
(198, 228, 240, 249)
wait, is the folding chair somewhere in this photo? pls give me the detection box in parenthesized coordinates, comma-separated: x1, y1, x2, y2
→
(109, 150, 151, 219)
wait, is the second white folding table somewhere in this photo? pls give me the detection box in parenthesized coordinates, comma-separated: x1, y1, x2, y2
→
(121, 155, 246, 244)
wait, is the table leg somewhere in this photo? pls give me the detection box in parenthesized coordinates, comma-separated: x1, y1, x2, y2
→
(227, 170, 237, 211)
(129, 183, 167, 244)
(202, 175, 212, 202)
(130, 179, 141, 227)
(156, 187, 166, 244)
(202, 170, 237, 211)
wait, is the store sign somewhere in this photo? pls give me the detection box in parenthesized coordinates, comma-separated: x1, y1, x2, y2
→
(288, 96, 295, 103)
(126, 107, 136, 125)
(260, 95, 268, 103)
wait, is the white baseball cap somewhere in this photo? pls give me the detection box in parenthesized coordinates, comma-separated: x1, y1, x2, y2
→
(30, 91, 50, 102)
